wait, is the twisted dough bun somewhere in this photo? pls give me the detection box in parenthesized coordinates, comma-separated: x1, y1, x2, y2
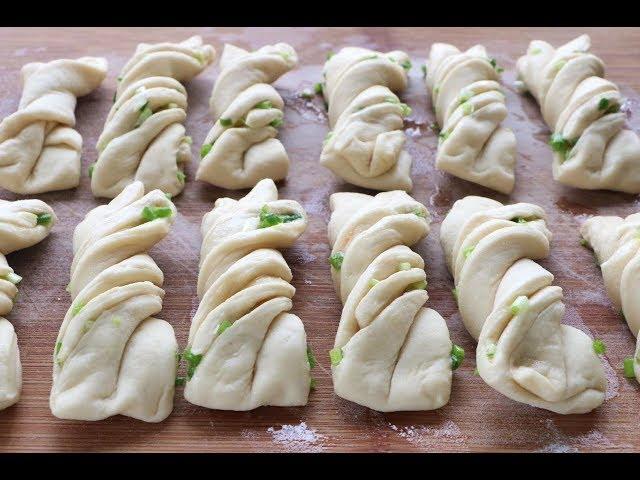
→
(327, 191, 452, 411)
(319, 47, 413, 191)
(196, 43, 297, 189)
(516, 34, 640, 192)
(92, 36, 215, 199)
(441, 196, 606, 413)
(426, 44, 516, 194)
(581, 213, 640, 381)
(50, 181, 178, 422)
(184, 179, 310, 410)
(0, 57, 107, 194)
(0, 198, 56, 410)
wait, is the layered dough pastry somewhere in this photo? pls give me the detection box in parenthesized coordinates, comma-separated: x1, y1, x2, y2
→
(581, 213, 640, 381)
(50, 182, 178, 422)
(92, 36, 215, 198)
(196, 43, 297, 189)
(441, 196, 606, 413)
(0, 57, 107, 194)
(184, 179, 311, 410)
(1, 199, 56, 410)
(327, 191, 453, 411)
(319, 47, 414, 191)
(516, 34, 640, 192)
(426, 44, 516, 194)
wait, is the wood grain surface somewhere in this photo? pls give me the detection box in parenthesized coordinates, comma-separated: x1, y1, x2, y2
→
(1, 27, 639, 453)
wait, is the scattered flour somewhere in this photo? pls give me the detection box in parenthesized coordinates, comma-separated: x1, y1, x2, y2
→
(537, 418, 627, 452)
(387, 420, 464, 448)
(267, 422, 325, 452)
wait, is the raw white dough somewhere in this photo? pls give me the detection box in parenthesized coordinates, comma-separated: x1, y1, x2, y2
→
(319, 47, 413, 191)
(426, 44, 516, 194)
(184, 179, 311, 410)
(327, 191, 452, 411)
(196, 43, 297, 189)
(0, 198, 56, 410)
(441, 196, 606, 413)
(92, 36, 215, 199)
(50, 181, 178, 422)
(0, 57, 107, 194)
(581, 213, 640, 381)
(516, 34, 640, 192)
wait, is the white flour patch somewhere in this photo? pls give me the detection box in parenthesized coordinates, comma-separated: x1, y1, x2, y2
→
(267, 422, 325, 452)
(240, 429, 259, 440)
(602, 355, 621, 401)
(388, 420, 464, 447)
(537, 418, 625, 452)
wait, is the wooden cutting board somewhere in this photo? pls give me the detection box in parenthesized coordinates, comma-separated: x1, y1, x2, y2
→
(1, 27, 639, 453)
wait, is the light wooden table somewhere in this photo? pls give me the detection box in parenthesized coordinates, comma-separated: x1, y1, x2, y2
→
(1, 27, 639, 452)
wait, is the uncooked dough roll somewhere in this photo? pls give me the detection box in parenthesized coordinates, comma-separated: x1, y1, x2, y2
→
(184, 179, 310, 410)
(441, 196, 606, 414)
(516, 34, 640, 192)
(92, 36, 215, 199)
(581, 214, 640, 381)
(426, 44, 516, 194)
(0, 57, 107, 194)
(327, 191, 453, 411)
(50, 182, 178, 422)
(196, 43, 297, 189)
(319, 47, 413, 191)
(0, 198, 56, 410)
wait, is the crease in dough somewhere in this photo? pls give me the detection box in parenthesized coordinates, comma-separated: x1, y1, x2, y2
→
(49, 181, 178, 422)
(319, 47, 414, 191)
(184, 178, 311, 410)
(0, 198, 57, 410)
(581, 213, 640, 382)
(426, 43, 516, 194)
(516, 34, 640, 192)
(196, 43, 297, 189)
(0, 57, 107, 194)
(92, 36, 215, 199)
(440, 195, 606, 414)
(327, 190, 453, 411)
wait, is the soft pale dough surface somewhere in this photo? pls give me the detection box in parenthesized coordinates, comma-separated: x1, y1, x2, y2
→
(92, 36, 215, 199)
(0, 57, 107, 194)
(0, 198, 56, 410)
(184, 179, 310, 410)
(327, 190, 452, 411)
(516, 34, 640, 192)
(196, 43, 297, 189)
(50, 181, 178, 422)
(319, 47, 413, 191)
(581, 213, 640, 381)
(426, 44, 516, 194)
(441, 196, 606, 413)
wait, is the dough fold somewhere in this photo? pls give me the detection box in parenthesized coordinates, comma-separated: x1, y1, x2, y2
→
(327, 191, 452, 411)
(92, 36, 215, 198)
(426, 44, 516, 194)
(0, 57, 107, 194)
(319, 47, 413, 191)
(196, 43, 297, 189)
(581, 213, 640, 381)
(441, 196, 606, 413)
(516, 34, 640, 192)
(184, 178, 311, 410)
(0, 198, 56, 410)
(49, 181, 178, 422)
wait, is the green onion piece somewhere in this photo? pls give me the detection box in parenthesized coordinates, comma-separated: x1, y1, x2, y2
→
(398, 262, 412, 271)
(512, 217, 529, 224)
(554, 60, 566, 71)
(55, 341, 62, 355)
(88, 163, 96, 178)
(580, 238, 591, 249)
(489, 58, 497, 68)
(141, 206, 173, 222)
(135, 102, 153, 128)
(300, 88, 314, 99)
(459, 90, 473, 104)
(36, 213, 52, 226)
(255, 100, 273, 109)
(192, 51, 205, 64)
(593, 339, 606, 355)
(439, 130, 450, 143)
(429, 122, 440, 133)
(200, 143, 213, 158)
(329, 347, 343, 366)
(71, 302, 85, 317)
(607, 103, 621, 114)
(183, 348, 203, 380)
(623, 357, 636, 378)
(450, 344, 465, 370)
(219, 118, 233, 127)
(310, 377, 317, 390)
(363, 54, 379, 60)
(421, 65, 427, 78)
(530, 48, 542, 55)
(463, 245, 475, 259)
(182, 136, 192, 145)
(314, 82, 324, 95)
(326, 51, 335, 60)
(510, 295, 529, 315)
(270, 118, 284, 128)
(400, 103, 412, 117)
(324, 131, 334, 144)
(307, 346, 317, 369)
(368, 278, 380, 288)
(277, 51, 291, 61)
(3, 272, 22, 285)
(406, 280, 427, 291)
(112, 317, 122, 327)
(486, 343, 497, 359)
(413, 208, 427, 218)
(549, 133, 575, 161)
(598, 98, 610, 111)
(176, 171, 186, 184)
(496, 67, 504, 74)
(462, 102, 474, 116)
(473, 367, 480, 376)
(117, 76, 123, 82)
(434, 86, 440, 94)
(400, 60, 412, 71)
(175, 376, 187, 387)
(112, 91, 117, 103)
(452, 288, 458, 301)
(258, 205, 302, 229)
(216, 319, 232, 335)
(329, 252, 344, 270)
